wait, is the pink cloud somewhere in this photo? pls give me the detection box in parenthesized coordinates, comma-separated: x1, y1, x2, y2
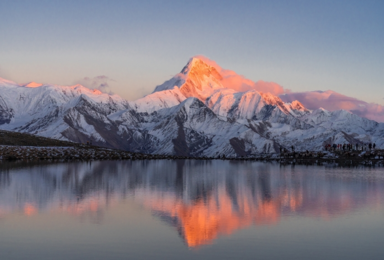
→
(280, 90, 384, 123)
(193, 55, 286, 95)
(221, 77, 285, 95)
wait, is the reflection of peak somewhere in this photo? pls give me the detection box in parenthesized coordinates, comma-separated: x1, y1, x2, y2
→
(144, 191, 286, 248)
(1, 161, 384, 248)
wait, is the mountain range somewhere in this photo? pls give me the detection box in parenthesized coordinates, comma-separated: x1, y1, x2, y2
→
(0, 57, 383, 157)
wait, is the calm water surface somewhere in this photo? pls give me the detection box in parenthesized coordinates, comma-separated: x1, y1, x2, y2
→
(0, 160, 384, 260)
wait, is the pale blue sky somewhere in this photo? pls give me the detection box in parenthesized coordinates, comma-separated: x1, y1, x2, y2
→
(0, 0, 383, 104)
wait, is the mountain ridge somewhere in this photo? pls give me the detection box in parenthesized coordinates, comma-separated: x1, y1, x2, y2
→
(0, 57, 383, 156)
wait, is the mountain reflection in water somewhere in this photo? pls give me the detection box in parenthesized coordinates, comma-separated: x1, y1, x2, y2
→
(0, 160, 384, 247)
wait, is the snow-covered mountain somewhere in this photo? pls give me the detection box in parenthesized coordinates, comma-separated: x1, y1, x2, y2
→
(0, 56, 383, 156)
(0, 79, 130, 149)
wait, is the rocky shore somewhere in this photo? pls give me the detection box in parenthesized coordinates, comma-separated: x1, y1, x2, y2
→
(277, 149, 384, 167)
(0, 145, 149, 161)
(0, 145, 383, 167)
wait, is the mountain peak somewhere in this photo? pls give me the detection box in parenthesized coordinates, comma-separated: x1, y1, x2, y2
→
(180, 57, 200, 75)
(290, 100, 307, 111)
(153, 56, 225, 101)
(152, 56, 312, 117)
(180, 56, 222, 76)
(178, 58, 223, 101)
(24, 82, 43, 88)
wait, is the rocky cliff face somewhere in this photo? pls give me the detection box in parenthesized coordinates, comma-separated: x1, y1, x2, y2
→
(0, 57, 383, 156)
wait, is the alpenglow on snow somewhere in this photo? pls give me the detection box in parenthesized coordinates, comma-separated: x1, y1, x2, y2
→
(0, 57, 383, 157)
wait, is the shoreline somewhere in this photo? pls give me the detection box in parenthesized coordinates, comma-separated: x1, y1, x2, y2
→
(0, 145, 383, 167)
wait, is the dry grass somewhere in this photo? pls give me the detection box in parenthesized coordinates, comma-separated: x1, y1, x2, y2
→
(0, 130, 80, 147)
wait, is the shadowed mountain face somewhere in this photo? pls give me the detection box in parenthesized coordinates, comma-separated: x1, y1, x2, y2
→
(1, 161, 384, 247)
(0, 57, 383, 156)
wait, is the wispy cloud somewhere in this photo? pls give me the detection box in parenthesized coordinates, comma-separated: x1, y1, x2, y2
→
(75, 75, 115, 94)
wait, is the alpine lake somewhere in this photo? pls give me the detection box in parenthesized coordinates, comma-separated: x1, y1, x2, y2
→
(1, 159, 384, 260)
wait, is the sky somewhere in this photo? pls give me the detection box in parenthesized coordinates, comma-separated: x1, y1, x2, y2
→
(0, 0, 383, 106)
